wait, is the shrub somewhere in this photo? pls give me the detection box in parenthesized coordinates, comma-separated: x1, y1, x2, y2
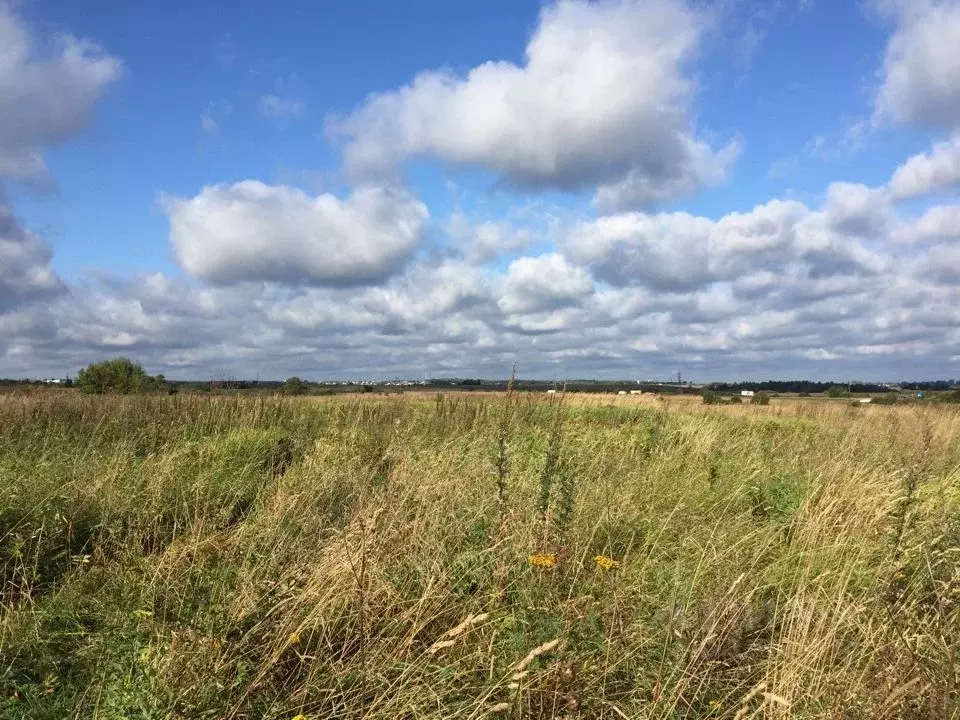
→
(702, 389, 721, 405)
(751, 392, 771, 405)
(282, 376, 309, 396)
(76, 357, 167, 394)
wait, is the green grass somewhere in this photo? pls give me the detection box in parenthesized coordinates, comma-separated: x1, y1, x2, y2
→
(0, 392, 958, 719)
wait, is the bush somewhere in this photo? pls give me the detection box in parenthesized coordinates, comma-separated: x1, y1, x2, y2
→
(76, 358, 167, 394)
(282, 377, 309, 396)
(702, 389, 721, 405)
(825, 385, 851, 398)
(751, 392, 771, 406)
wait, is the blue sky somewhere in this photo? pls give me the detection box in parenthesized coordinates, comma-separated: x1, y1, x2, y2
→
(1, 0, 959, 380)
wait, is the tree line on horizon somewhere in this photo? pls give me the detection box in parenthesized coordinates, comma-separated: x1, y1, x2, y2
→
(2, 357, 958, 396)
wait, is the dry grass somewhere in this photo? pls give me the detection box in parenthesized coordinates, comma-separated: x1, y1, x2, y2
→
(0, 392, 958, 719)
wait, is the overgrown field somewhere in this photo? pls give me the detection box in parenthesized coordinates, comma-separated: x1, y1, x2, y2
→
(1, 393, 958, 719)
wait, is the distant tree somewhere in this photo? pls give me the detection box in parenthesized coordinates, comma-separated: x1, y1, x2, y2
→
(282, 376, 309, 396)
(751, 392, 771, 406)
(76, 358, 167, 394)
(825, 385, 850, 398)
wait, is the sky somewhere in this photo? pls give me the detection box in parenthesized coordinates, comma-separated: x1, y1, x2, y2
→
(1, 0, 960, 381)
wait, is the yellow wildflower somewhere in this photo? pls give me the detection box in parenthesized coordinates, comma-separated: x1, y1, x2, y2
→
(292, 715, 309, 720)
(528, 553, 558, 569)
(287, 631, 301, 646)
(594, 555, 620, 571)
(709, 699, 722, 710)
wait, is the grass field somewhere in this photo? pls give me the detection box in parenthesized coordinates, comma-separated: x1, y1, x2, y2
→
(1, 391, 958, 719)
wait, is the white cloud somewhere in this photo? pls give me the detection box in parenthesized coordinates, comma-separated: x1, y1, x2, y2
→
(162, 181, 429, 286)
(498, 253, 593, 315)
(823, 182, 890, 236)
(914, 243, 960, 284)
(565, 200, 812, 291)
(331, 0, 736, 210)
(445, 212, 535, 263)
(258, 94, 305, 119)
(0, 3, 117, 321)
(875, 0, 960, 130)
(0, 3, 121, 184)
(0, 195, 65, 311)
(909, 204, 960, 242)
(887, 134, 960, 200)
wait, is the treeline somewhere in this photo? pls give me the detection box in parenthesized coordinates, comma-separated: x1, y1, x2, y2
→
(0, 378, 73, 387)
(708, 380, 894, 394)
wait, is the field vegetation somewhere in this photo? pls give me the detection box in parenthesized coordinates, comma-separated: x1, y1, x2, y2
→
(1, 391, 958, 719)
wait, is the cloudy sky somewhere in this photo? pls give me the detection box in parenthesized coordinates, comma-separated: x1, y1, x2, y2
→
(2, 0, 960, 381)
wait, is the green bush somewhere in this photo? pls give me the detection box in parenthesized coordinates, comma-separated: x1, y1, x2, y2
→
(75, 358, 167, 395)
(751, 392, 771, 406)
(702, 389, 721, 405)
(282, 376, 309, 396)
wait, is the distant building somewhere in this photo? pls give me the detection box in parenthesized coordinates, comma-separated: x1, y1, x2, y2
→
(617, 390, 627, 395)
(741, 390, 755, 397)
(630, 390, 642, 395)
(546, 389, 557, 394)
(859, 398, 872, 404)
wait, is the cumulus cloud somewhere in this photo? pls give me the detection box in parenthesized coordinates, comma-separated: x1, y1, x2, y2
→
(0, 3, 121, 184)
(564, 192, 896, 296)
(823, 182, 890, 236)
(908, 204, 960, 242)
(0, 3, 117, 327)
(445, 212, 535, 263)
(0, 195, 66, 311)
(565, 200, 821, 291)
(887, 134, 960, 200)
(498, 253, 593, 315)
(331, 0, 736, 211)
(874, 0, 960, 130)
(162, 182, 429, 286)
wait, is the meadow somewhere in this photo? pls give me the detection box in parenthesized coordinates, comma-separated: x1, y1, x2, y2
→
(0, 391, 958, 719)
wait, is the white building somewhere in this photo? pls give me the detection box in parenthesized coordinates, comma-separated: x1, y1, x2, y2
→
(741, 390, 755, 397)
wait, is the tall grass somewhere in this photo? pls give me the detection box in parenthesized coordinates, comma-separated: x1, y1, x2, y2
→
(0, 392, 958, 719)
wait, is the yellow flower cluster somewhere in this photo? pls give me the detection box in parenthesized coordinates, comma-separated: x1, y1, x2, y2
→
(594, 555, 620, 571)
(528, 553, 558, 568)
(287, 632, 301, 646)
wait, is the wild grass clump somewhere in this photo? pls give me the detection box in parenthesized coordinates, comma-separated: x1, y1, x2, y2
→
(0, 392, 958, 718)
